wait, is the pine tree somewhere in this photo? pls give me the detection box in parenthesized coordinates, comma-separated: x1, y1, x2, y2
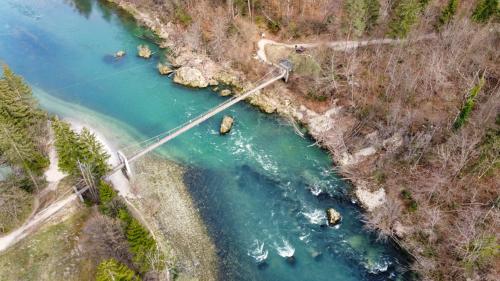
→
(96, 259, 141, 281)
(52, 119, 80, 174)
(472, 0, 499, 23)
(389, 0, 423, 38)
(0, 64, 48, 181)
(126, 219, 156, 272)
(344, 0, 380, 37)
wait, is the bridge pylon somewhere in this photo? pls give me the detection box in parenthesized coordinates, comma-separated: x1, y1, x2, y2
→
(117, 150, 133, 179)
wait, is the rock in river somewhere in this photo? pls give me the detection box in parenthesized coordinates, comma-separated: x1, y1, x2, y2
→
(137, 44, 152, 59)
(173, 66, 208, 88)
(157, 63, 173, 75)
(220, 116, 234, 134)
(220, 89, 232, 96)
(326, 208, 341, 226)
(114, 50, 126, 58)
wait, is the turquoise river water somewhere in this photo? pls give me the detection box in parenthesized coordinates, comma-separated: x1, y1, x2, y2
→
(0, 0, 412, 280)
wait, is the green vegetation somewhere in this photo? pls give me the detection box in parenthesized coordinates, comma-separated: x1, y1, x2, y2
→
(96, 259, 141, 281)
(118, 208, 162, 273)
(401, 189, 418, 212)
(52, 119, 110, 178)
(98, 182, 163, 274)
(175, 6, 192, 26)
(453, 77, 485, 130)
(389, 0, 423, 38)
(472, 114, 500, 176)
(438, 0, 459, 27)
(0, 64, 49, 191)
(343, 0, 380, 37)
(463, 235, 499, 274)
(0, 178, 33, 233)
(0, 207, 92, 281)
(288, 53, 321, 77)
(472, 0, 499, 23)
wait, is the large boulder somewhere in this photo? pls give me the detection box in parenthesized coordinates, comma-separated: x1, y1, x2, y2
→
(220, 116, 234, 134)
(326, 208, 342, 226)
(157, 63, 173, 75)
(137, 44, 152, 59)
(220, 89, 232, 96)
(173, 67, 208, 88)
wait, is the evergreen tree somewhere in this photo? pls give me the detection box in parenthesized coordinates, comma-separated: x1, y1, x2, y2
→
(51, 120, 109, 177)
(438, 0, 459, 27)
(472, 0, 499, 23)
(0, 64, 48, 184)
(126, 219, 156, 272)
(52, 119, 80, 174)
(96, 259, 141, 281)
(344, 0, 380, 37)
(389, 0, 423, 38)
(453, 77, 485, 130)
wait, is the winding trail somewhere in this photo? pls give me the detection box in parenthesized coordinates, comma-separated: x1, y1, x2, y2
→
(256, 35, 436, 63)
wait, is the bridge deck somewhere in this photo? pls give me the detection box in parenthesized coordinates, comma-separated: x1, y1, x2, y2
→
(110, 67, 286, 175)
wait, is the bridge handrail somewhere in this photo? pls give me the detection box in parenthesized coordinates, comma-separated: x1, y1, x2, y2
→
(120, 68, 281, 155)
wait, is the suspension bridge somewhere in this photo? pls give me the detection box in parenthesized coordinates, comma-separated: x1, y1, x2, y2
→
(110, 62, 292, 178)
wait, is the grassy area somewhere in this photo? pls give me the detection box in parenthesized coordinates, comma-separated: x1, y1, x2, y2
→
(0, 180, 34, 234)
(0, 205, 93, 281)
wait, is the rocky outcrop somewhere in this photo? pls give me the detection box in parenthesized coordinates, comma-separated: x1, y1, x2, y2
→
(326, 208, 342, 226)
(157, 63, 173, 75)
(220, 116, 234, 134)
(354, 183, 386, 211)
(137, 44, 152, 59)
(173, 67, 208, 88)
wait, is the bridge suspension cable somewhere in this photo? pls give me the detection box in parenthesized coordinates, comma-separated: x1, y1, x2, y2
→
(111, 66, 286, 174)
(119, 68, 281, 157)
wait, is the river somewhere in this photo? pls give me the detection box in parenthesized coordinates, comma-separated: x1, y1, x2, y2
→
(0, 0, 412, 280)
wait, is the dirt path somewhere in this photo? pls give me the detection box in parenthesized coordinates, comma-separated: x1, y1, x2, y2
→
(0, 193, 79, 252)
(256, 35, 435, 63)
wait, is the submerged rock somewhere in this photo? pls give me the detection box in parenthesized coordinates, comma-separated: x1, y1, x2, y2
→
(157, 63, 173, 75)
(220, 89, 232, 97)
(326, 208, 342, 226)
(173, 66, 208, 88)
(114, 50, 126, 58)
(137, 44, 152, 59)
(220, 116, 234, 134)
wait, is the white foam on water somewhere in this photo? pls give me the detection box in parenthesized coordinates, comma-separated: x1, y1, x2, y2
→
(247, 240, 268, 263)
(301, 209, 326, 225)
(309, 183, 322, 196)
(364, 258, 391, 274)
(275, 239, 295, 258)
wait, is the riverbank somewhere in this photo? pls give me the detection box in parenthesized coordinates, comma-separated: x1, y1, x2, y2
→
(103, 0, 386, 212)
(34, 87, 220, 281)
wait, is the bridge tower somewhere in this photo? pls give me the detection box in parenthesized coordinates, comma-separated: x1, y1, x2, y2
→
(117, 150, 133, 178)
(278, 59, 293, 83)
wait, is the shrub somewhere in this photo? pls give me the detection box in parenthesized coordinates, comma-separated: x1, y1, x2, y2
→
(438, 0, 459, 27)
(472, 0, 499, 23)
(175, 6, 192, 26)
(96, 259, 141, 281)
(401, 189, 418, 212)
(453, 77, 485, 130)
